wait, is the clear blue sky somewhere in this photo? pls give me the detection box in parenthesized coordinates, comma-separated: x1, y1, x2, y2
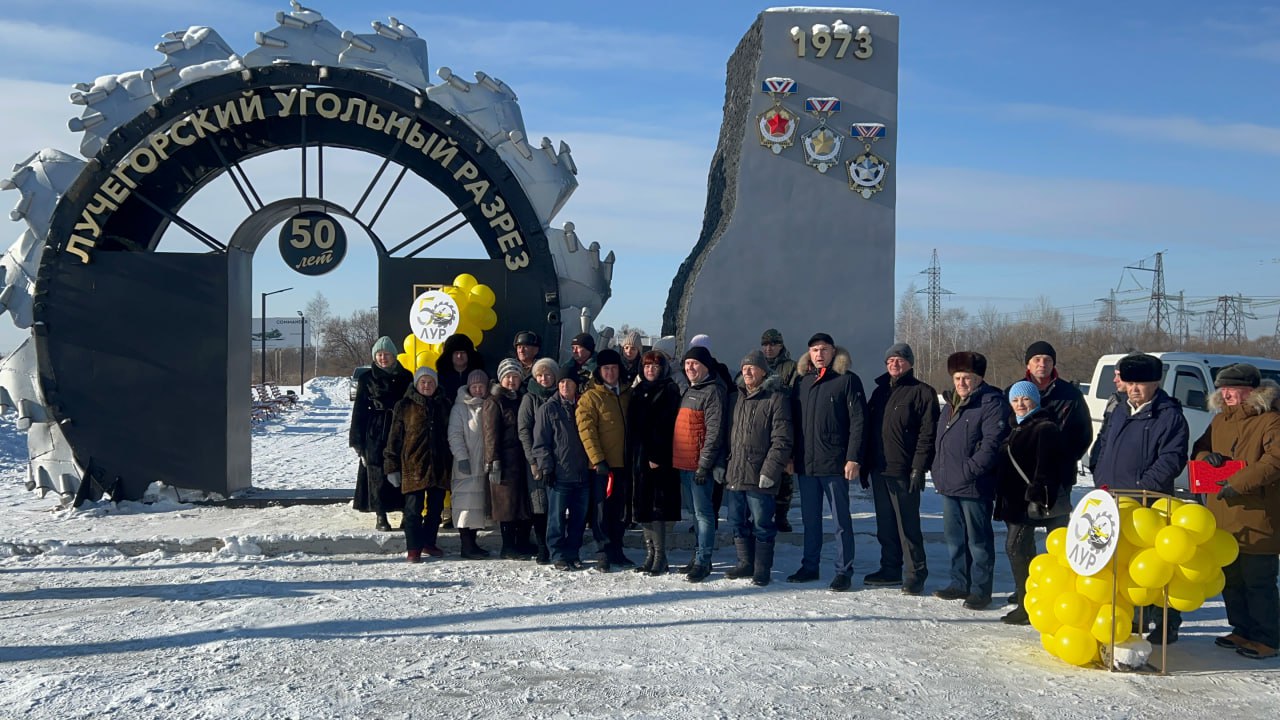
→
(0, 0, 1277, 354)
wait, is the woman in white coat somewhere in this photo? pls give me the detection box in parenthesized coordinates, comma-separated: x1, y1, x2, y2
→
(449, 369, 492, 558)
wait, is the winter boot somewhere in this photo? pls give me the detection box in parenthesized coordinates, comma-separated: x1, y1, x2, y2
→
(459, 529, 489, 560)
(406, 549, 422, 563)
(514, 520, 539, 557)
(634, 524, 656, 574)
(374, 512, 392, 532)
(648, 522, 670, 576)
(1010, 557, 1031, 607)
(532, 514, 551, 565)
(725, 539, 755, 580)
(686, 563, 711, 583)
(500, 522, 533, 560)
(752, 541, 775, 586)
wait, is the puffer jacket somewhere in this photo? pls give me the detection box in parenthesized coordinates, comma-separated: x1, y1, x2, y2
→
(863, 369, 939, 479)
(1194, 380, 1280, 554)
(447, 385, 488, 528)
(672, 372, 728, 473)
(995, 411, 1071, 524)
(533, 394, 591, 486)
(1091, 388, 1189, 495)
(383, 386, 452, 494)
(725, 375, 792, 494)
(576, 379, 631, 469)
(792, 348, 867, 477)
(933, 382, 1009, 500)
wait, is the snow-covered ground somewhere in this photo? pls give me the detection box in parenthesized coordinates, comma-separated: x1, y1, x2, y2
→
(1, 378, 1277, 719)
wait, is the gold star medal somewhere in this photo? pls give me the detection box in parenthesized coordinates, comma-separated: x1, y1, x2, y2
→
(802, 97, 842, 173)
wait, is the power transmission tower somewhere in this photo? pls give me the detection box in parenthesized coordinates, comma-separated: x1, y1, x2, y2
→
(1125, 251, 1171, 336)
(1209, 295, 1247, 343)
(1173, 291, 1191, 349)
(1097, 289, 1124, 341)
(915, 249, 953, 380)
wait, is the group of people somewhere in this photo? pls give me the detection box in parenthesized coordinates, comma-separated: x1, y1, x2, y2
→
(348, 327, 1279, 661)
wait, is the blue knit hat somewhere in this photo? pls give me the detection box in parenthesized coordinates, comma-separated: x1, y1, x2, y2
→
(371, 336, 397, 361)
(1008, 381, 1041, 405)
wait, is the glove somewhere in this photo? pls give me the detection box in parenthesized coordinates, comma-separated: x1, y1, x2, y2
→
(1217, 481, 1241, 500)
(1203, 452, 1229, 468)
(386, 472, 402, 488)
(457, 458, 471, 476)
(713, 467, 726, 485)
(759, 474, 776, 490)
(909, 469, 927, 494)
(694, 469, 708, 485)
(595, 462, 611, 477)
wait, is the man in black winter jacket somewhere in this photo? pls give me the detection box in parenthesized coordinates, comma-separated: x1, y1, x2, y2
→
(787, 333, 868, 592)
(863, 343, 940, 595)
(1008, 341, 1093, 481)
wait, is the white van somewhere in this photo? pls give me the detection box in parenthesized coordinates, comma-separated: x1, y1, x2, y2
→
(1085, 352, 1280, 490)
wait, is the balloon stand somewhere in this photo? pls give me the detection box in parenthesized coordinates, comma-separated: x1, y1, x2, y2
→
(1026, 488, 1238, 675)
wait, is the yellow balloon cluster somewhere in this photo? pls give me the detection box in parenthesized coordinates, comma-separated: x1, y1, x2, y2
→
(1026, 496, 1239, 668)
(396, 273, 500, 372)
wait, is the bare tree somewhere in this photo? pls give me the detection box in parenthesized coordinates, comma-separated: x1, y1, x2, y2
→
(322, 308, 380, 369)
(895, 282, 925, 350)
(305, 293, 331, 346)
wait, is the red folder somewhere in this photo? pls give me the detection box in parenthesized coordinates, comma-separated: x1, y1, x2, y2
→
(1189, 460, 1245, 494)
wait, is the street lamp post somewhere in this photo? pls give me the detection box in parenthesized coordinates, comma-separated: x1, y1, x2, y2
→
(297, 310, 305, 395)
(260, 287, 292, 384)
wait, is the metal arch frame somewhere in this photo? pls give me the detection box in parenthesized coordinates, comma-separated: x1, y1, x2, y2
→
(33, 62, 562, 425)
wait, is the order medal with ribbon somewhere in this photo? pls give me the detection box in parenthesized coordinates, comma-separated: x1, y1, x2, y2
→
(757, 77, 798, 154)
(801, 97, 842, 173)
(847, 122, 889, 198)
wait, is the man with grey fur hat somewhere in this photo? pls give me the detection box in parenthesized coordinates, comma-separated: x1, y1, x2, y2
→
(723, 350, 793, 586)
(863, 343, 940, 595)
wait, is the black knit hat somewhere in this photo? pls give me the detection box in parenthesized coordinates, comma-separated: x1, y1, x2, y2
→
(1215, 363, 1262, 389)
(571, 333, 595, 352)
(1024, 341, 1057, 364)
(1118, 354, 1162, 383)
(682, 345, 715, 370)
(947, 351, 987, 377)
(761, 328, 784, 344)
(807, 332, 835, 348)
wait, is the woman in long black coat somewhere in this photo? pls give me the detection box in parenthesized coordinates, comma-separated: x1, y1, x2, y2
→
(627, 350, 683, 575)
(995, 380, 1072, 625)
(350, 336, 412, 531)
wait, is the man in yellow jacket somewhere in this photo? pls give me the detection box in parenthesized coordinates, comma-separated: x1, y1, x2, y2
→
(577, 348, 633, 571)
(1193, 363, 1280, 660)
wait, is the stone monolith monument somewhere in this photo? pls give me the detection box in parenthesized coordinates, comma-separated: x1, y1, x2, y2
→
(664, 7, 898, 382)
